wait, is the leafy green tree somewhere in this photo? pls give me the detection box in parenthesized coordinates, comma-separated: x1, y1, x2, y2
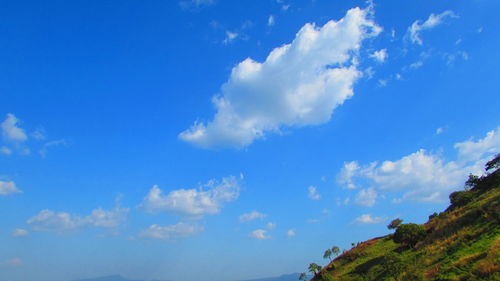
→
(308, 263, 322, 276)
(485, 154, 500, 172)
(331, 246, 340, 257)
(298, 272, 308, 281)
(393, 223, 426, 247)
(323, 249, 332, 260)
(464, 174, 481, 191)
(387, 218, 403, 230)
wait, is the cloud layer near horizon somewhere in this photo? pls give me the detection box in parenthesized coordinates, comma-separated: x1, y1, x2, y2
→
(179, 7, 381, 148)
(338, 127, 500, 203)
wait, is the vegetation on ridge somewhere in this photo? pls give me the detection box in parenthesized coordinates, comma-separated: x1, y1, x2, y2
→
(301, 154, 500, 281)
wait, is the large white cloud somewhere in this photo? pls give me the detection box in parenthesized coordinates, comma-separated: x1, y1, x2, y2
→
(179, 7, 381, 148)
(27, 206, 129, 232)
(1, 113, 27, 143)
(140, 176, 240, 217)
(0, 181, 22, 196)
(407, 11, 458, 45)
(338, 127, 500, 202)
(137, 222, 201, 240)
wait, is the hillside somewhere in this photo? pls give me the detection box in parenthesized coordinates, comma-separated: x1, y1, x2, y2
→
(309, 156, 499, 281)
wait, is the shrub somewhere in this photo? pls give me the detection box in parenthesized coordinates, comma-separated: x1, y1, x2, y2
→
(393, 223, 426, 247)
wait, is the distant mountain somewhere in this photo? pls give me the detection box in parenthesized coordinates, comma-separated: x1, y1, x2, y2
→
(237, 273, 303, 281)
(71, 275, 168, 281)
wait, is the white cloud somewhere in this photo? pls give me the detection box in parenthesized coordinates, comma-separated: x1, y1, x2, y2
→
(0, 181, 22, 196)
(454, 127, 500, 163)
(266, 222, 276, 229)
(140, 176, 240, 217)
(377, 79, 387, 87)
(355, 188, 377, 207)
(223, 31, 239, 45)
(0, 146, 12, 155)
(369, 48, 388, 63)
(338, 127, 500, 202)
(137, 222, 201, 240)
(409, 61, 424, 69)
(337, 161, 360, 189)
(239, 210, 267, 222)
(436, 127, 444, 135)
(268, 15, 275, 26)
(11, 228, 29, 238)
(354, 214, 384, 224)
(179, 7, 381, 149)
(1, 113, 28, 143)
(39, 139, 67, 157)
(179, 0, 215, 10)
(27, 206, 129, 232)
(286, 228, 296, 237)
(307, 185, 321, 200)
(444, 51, 468, 65)
(250, 229, 270, 240)
(407, 11, 458, 45)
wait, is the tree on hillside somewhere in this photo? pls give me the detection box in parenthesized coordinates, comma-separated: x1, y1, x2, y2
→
(393, 223, 426, 247)
(298, 272, 307, 281)
(485, 153, 500, 172)
(308, 263, 322, 277)
(323, 249, 332, 261)
(331, 246, 340, 257)
(387, 218, 403, 230)
(464, 174, 481, 191)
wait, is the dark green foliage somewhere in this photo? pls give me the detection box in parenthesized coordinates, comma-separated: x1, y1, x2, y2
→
(393, 223, 426, 247)
(308, 263, 322, 276)
(298, 272, 307, 281)
(387, 218, 403, 230)
(429, 212, 438, 220)
(465, 174, 481, 191)
(485, 154, 500, 172)
(449, 190, 474, 207)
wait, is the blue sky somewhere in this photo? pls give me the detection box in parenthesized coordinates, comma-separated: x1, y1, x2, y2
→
(1, 0, 499, 281)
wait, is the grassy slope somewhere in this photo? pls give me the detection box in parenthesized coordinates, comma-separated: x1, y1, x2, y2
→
(314, 170, 499, 281)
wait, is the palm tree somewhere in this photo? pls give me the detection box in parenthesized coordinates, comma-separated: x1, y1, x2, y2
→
(331, 246, 340, 257)
(308, 263, 322, 276)
(323, 248, 332, 260)
(298, 272, 308, 281)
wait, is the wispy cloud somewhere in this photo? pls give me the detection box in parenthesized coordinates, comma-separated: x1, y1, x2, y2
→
(137, 222, 201, 241)
(239, 210, 267, 222)
(407, 11, 458, 45)
(250, 229, 271, 240)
